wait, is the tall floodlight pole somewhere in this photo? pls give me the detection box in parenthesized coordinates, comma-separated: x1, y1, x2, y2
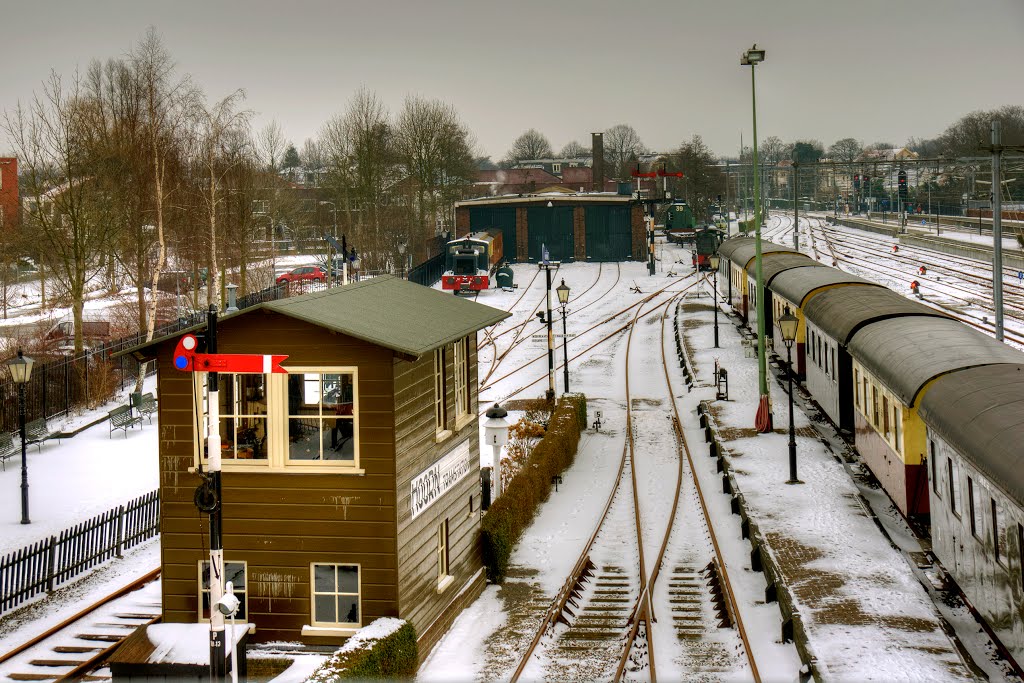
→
(742, 44, 771, 432)
(992, 120, 1004, 342)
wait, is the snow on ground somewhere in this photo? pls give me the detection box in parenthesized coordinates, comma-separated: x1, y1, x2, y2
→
(0, 384, 159, 554)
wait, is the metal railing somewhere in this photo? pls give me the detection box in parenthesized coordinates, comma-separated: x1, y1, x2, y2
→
(0, 490, 159, 615)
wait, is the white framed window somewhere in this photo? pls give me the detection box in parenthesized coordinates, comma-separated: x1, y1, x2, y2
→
(551, 163, 562, 174)
(286, 370, 356, 464)
(434, 348, 447, 434)
(437, 518, 450, 584)
(453, 338, 469, 420)
(252, 199, 269, 215)
(311, 563, 361, 628)
(199, 560, 247, 621)
(193, 367, 359, 472)
(948, 459, 961, 516)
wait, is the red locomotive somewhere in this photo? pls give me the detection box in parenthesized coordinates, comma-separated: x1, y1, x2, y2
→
(441, 230, 504, 294)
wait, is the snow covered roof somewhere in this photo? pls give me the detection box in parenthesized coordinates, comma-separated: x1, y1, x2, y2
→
(122, 276, 510, 360)
(849, 316, 1023, 406)
(919, 364, 1024, 505)
(770, 266, 880, 306)
(802, 285, 947, 347)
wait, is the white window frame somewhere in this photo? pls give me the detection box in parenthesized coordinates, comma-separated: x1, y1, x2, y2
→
(453, 337, 469, 422)
(192, 367, 361, 474)
(969, 478, 984, 540)
(309, 562, 362, 629)
(434, 348, 449, 440)
(198, 560, 247, 622)
(437, 518, 453, 592)
(551, 163, 562, 174)
(282, 368, 359, 469)
(948, 458, 961, 517)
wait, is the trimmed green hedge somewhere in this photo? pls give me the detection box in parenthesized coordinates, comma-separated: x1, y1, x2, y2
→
(481, 393, 587, 583)
(308, 619, 417, 681)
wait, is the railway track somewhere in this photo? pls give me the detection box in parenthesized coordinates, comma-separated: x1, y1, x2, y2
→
(809, 217, 1024, 345)
(499, 283, 757, 681)
(0, 570, 161, 682)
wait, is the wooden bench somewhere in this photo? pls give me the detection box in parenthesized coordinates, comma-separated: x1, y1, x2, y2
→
(25, 418, 54, 451)
(109, 405, 143, 438)
(130, 392, 158, 424)
(0, 432, 15, 471)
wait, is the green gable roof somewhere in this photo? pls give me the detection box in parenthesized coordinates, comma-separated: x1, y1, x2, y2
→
(121, 275, 510, 360)
(263, 276, 510, 357)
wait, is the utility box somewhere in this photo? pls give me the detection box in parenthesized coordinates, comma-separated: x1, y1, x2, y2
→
(496, 266, 515, 291)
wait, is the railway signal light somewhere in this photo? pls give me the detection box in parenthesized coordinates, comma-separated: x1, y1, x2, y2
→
(898, 170, 908, 200)
(854, 174, 861, 190)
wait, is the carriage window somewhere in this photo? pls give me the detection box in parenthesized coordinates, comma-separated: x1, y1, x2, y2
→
(948, 459, 961, 516)
(854, 369, 860, 408)
(992, 499, 1005, 565)
(930, 441, 939, 497)
(893, 404, 901, 452)
(968, 478, 983, 539)
(882, 396, 890, 436)
(871, 386, 879, 427)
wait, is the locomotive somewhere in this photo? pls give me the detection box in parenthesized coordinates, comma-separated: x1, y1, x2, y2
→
(441, 229, 504, 293)
(693, 226, 725, 270)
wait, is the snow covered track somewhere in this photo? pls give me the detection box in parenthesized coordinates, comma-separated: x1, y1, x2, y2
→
(0, 570, 160, 682)
(502, 285, 759, 682)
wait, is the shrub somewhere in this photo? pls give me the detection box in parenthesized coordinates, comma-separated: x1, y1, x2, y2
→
(308, 618, 417, 681)
(481, 393, 586, 583)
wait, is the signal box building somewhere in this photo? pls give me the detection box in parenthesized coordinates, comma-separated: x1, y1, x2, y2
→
(127, 276, 509, 659)
(454, 194, 646, 263)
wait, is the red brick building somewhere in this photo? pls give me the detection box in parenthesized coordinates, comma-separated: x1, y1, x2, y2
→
(0, 158, 18, 230)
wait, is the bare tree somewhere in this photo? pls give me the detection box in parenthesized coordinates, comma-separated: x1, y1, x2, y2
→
(196, 90, 250, 310)
(828, 137, 862, 163)
(559, 140, 589, 158)
(3, 71, 118, 353)
(603, 124, 645, 179)
(394, 95, 475, 263)
(256, 119, 286, 172)
(503, 128, 552, 165)
(937, 105, 1024, 157)
(668, 135, 725, 221)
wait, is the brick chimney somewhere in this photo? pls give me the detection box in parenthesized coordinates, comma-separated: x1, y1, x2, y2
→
(591, 133, 604, 193)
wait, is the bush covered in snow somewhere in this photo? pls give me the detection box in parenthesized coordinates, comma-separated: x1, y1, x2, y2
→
(307, 617, 417, 681)
(481, 393, 586, 583)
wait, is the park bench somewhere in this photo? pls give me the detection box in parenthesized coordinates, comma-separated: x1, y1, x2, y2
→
(0, 432, 15, 471)
(109, 405, 143, 438)
(25, 418, 54, 451)
(130, 392, 158, 424)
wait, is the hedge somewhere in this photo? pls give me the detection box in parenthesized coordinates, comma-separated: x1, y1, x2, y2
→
(481, 393, 587, 583)
(308, 618, 417, 681)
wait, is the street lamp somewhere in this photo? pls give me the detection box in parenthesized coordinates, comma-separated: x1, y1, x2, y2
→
(778, 308, 801, 485)
(483, 403, 509, 500)
(398, 240, 407, 279)
(741, 43, 772, 433)
(709, 254, 721, 348)
(8, 349, 34, 524)
(556, 279, 570, 392)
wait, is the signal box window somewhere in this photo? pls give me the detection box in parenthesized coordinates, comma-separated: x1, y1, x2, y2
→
(218, 374, 268, 460)
(199, 560, 247, 620)
(288, 372, 355, 462)
(311, 563, 361, 627)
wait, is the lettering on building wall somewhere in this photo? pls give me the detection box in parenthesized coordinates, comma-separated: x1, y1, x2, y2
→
(410, 439, 472, 520)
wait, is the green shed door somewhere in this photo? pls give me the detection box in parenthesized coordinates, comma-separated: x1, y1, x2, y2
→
(527, 207, 574, 262)
(469, 207, 517, 263)
(585, 206, 631, 261)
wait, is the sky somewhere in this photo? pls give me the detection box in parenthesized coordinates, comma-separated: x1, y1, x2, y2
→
(1, 0, 1022, 161)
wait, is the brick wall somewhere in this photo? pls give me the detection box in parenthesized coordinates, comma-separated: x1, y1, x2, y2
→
(631, 205, 646, 260)
(573, 208, 586, 261)
(516, 208, 529, 262)
(455, 207, 470, 238)
(0, 158, 18, 231)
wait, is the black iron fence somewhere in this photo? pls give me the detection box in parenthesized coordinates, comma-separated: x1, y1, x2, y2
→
(409, 252, 446, 287)
(0, 490, 159, 615)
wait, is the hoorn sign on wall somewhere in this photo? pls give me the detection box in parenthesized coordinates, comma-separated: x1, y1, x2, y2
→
(410, 439, 471, 520)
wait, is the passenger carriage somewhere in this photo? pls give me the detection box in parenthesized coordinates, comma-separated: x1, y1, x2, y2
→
(846, 316, 1020, 519)
(800, 287, 948, 446)
(768, 266, 879, 378)
(920, 364, 1024, 665)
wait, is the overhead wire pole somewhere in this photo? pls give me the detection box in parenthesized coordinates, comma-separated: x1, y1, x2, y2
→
(742, 44, 771, 432)
(992, 120, 1004, 342)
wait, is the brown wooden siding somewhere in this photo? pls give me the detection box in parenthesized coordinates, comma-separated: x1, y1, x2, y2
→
(156, 311, 399, 644)
(394, 334, 484, 658)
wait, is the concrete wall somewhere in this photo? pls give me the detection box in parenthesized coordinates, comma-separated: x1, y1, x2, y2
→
(928, 430, 1024, 665)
